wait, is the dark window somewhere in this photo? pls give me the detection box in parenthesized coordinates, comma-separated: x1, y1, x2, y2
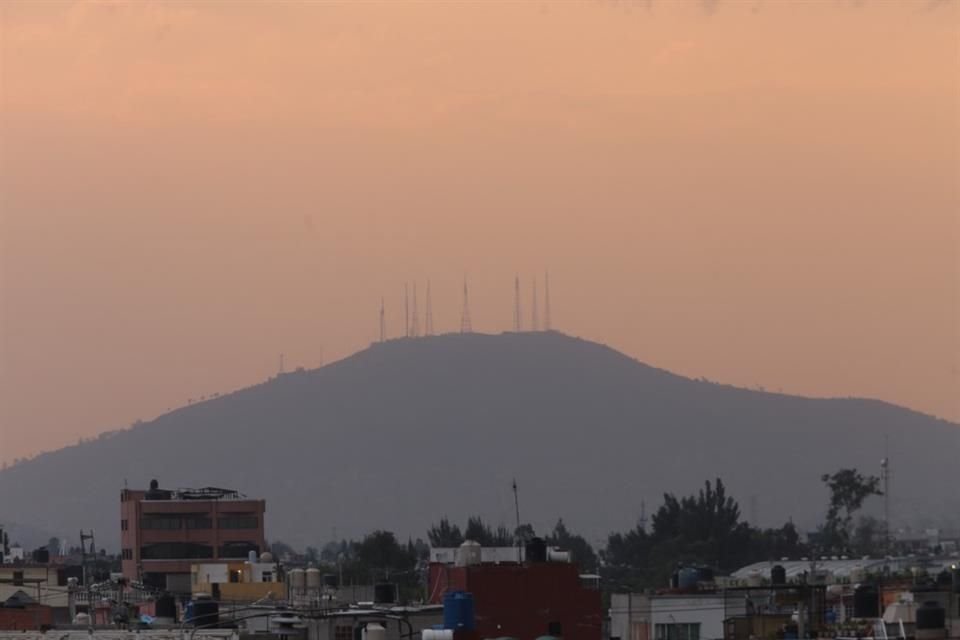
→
(184, 517, 213, 530)
(335, 627, 353, 640)
(219, 542, 259, 558)
(121, 549, 133, 560)
(58, 569, 67, 586)
(13, 571, 24, 586)
(141, 515, 182, 530)
(140, 542, 213, 560)
(121, 519, 128, 531)
(218, 515, 258, 530)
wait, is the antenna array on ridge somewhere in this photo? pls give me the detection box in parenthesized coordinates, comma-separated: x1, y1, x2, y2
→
(379, 297, 386, 342)
(425, 281, 434, 336)
(411, 283, 420, 338)
(544, 271, 551, 331)
(460, 278, 473, 333)
(514, 276, 522, 332)
(531, 277, 539, 331)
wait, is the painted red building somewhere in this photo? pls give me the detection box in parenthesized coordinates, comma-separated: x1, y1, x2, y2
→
(120, 480, 266, 593)
(0, 591, 54, 630)
(428, 559, 602, 640)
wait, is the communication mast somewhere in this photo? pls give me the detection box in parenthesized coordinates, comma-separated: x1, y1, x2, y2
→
(544, 271, 552, 331)
(425, 281, 434, 336)
(531, 277, 539, 331)
(379, 298, 386, 342)
(514, 276, 522, 332)
(404, 284, 410, 338)
(411, 283, 420, 338)
(460, 277, 472, 333)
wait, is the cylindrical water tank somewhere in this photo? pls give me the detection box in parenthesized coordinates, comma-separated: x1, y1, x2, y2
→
(155, 595, 177, 622)
(306, 568, 322, 590)
(289, 568, 306, 589)
(771, 565, 787, 585)
(374, 583, 396, 604)
(443, 591, 476, 631)
(458, 540, 482, 567)
(248, 550, 258, 564)
(190, 597, 219, 627)
(677, 568, 699, 590)
(547, 548, 571, 563)
(525, 538, 547, 563)
(916, 602, 946, 630)
(422, 630, 454, 640)
(363, 623, 387, 640)
(853, 585, 880, 619)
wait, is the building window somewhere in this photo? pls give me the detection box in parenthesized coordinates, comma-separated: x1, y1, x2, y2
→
(218, 515, 258, 530)
(140, 542, 213, 560)
(121, 519, 128, 531)
(654, 623, 700, 640)
(335, 627, 353, 640)
(12, 571, 23, 586)
(58, 569, 68, 586)
(184, 517, 213, 530)
(141, 515, 182, 530)
(229, 570, 243, 583)
(261, 572, 272, 582)
(219, 542, 259, 559)
(121, 549, 133, 560)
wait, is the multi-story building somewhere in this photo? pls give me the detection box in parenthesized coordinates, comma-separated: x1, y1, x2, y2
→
(120, 480, 266, 593)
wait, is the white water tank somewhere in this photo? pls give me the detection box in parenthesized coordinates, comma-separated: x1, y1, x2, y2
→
(457, 540, 482, 567)
(306, 568, 322, 590)
(547, 548, 571, 563)
(422, 631, 454, 640)
(289, 568, 306, 589)
(248, 550, 258, 564)
(363, 623, 387, 640)
(747, 571, 764, 587)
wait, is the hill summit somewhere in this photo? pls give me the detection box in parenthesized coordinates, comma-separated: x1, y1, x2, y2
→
(1, 331, 957, 549)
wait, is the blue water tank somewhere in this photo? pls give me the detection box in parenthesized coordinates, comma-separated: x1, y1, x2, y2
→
(443, 591, 475, 631)
(678, 568, 699, 590)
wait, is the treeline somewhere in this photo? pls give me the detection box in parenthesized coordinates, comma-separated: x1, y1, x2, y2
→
(270, 468, 886, 597)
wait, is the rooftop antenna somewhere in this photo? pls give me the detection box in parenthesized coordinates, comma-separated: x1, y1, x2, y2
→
(544, 270, 552, 331)
(379, 297, 386, 342)
(514, 275, 522, 332)
(460, 276, 472, 333)
(531, 277, 539, 331)
(411, 282, 420, 338)
(425, 280, 434, 336)
(512, 478, 522, 561)
(404, 284, 410, 338)
(278, 353, 285, 375)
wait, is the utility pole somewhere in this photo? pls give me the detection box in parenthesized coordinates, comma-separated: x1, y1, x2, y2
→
(512, 479, 522, 562)
(531, 277, 539, 331)
(425, 280, 434, 336)
(404, 284, 410, 338)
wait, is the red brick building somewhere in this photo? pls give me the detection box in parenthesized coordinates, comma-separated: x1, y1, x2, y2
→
(428, 560, 602, 640)
(120, 480, 266, 592)
(0, 591, 54, 630)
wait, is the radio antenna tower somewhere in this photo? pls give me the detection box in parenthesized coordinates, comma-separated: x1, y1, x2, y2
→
(278, 353, 285, 375)
(379, 297, 386, 342)
(512, 479, 522, 561)
(531, 277, 539, 331)
(544, 270, 552, 331)
(460, 277, 472, 333)
(514, 275, 522, 332)
(404, 283, 410, 338)
(425, 281, 434, 336)
(411, 283, 420, 337)
(881, 443, 891, 558)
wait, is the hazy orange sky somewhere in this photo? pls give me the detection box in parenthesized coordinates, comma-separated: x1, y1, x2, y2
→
(1, 0, 958, 464)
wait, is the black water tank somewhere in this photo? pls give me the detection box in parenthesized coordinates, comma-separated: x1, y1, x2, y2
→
(916, 602, 946, 630)
(155, 595, 177, 621)
(191, 598, 219, 627)
(771, 565, 786, 585)
(322, 573, 339, 588)
(853, 585, 880, 619)
(32, 548, 50, 564)
(697, 567, 715, 583)
(374, 583, 396, 604)
(526, 537, 547, 563)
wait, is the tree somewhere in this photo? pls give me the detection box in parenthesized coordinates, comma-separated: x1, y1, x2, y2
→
(427, 518, 464, 547)
(47, 537, 61, 556)
(821, 468, 882, 552)
(304, 546, 320, 565)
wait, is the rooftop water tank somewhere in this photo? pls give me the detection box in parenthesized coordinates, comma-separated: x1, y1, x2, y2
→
(289, 568, 306, 589)
(547, 548, 571, 563)
(154, 594, 177, 622)
(363, 623, 387, 640)
(525, 537, 547, 563)
(771, 565, 787, 585)
(443, 591, 476, 631)
(422, 631, 454, 640)
(374, 583, 397, 604)
(677, 567, 699, 590)
(190, 596, 219, 628)
(916, 601, 946, 630)
(853, 584, 880, 619)
(260, 552, 274, 563)
(457, 540, 482, 567)
(248, 550, 258, 564)
(306, 568, 322, 590)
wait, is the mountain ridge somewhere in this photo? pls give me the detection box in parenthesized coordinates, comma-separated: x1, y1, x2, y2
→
(1, 331, 956, 550)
